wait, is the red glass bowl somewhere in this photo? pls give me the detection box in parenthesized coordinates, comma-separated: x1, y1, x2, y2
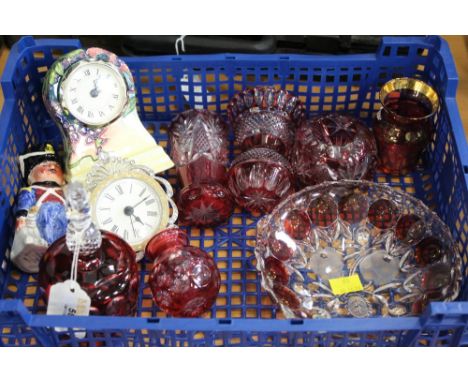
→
(228, 87, 304, 156)
(178, 182, 234, 227)
(227, 86, 305, 126)
(291, 113, 377, 186)
(228, 147, 295, 214)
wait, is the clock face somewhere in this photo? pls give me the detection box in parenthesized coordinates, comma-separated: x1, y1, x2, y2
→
(59, 61, 128, 126)
(92, 175, 168, 250)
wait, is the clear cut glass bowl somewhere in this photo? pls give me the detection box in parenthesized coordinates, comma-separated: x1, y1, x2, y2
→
(255, 180, 462, 319)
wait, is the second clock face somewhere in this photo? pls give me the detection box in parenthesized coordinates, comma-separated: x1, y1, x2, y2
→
(93, 176, 166, 250)
(60, 61, 128, 126)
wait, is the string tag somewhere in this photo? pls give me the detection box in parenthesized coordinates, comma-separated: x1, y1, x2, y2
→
(46, 232, 90, 339)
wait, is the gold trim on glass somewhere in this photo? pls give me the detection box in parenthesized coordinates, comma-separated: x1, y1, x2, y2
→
(90, 171, 170, 252)
(379, 77, 439, 118)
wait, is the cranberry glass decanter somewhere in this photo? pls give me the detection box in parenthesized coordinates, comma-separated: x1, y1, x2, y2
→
(228, 87, 304, 156)
(169, 109, 233, 227)
(228, 147, 295, 214)
(38, 182, 139, 316)
(145, 228, 220, 317)
(373, 78, 439, 175)
(291, 113, 377, 186)
(255, 181, 462, 318)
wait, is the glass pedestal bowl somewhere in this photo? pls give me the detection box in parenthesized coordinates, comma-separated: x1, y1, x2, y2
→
(228, 86, 304, 156)
(255, 180, 462, 318)
(228, 147, 295, 214)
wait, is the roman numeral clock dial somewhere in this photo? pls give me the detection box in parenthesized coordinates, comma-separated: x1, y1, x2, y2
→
(59, 61, 127, 127)
(90, 172, 172, 256)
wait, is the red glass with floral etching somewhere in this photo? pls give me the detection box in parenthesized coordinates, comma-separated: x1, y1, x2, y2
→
(169, 109, 234, 227)
(228, 147, 295, 214)
(145, 228, 221, 317)
(228, 87, 304, 156)
(373, 78, 439, 175)
(291, 113, 377, 186)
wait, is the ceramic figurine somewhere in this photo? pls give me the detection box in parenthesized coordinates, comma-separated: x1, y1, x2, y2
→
(10, 144, 67, 273)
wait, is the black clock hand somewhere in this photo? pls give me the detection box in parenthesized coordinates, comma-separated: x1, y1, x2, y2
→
(132, 195, 150, 209)
(90, 79, 101, 98)
(129, 215, 137, 237)
(132, 213, 145, 225)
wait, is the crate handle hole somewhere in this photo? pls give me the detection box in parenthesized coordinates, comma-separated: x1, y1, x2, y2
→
(219, 319, 232, 325)
(464, 166, 468, 174)
(291, 319, 304, 325)
(147, 318, 160, 324)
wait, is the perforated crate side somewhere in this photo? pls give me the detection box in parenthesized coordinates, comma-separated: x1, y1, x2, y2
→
(0, 36, 467, 347)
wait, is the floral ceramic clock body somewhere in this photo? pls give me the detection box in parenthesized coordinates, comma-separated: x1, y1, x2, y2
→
(43, 47, 174, 182)
(86, 153, 178, 258)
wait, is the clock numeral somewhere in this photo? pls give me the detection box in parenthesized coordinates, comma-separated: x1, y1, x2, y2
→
(96, 68, 100, 75)
(124, 230, 129, 241)
(99, 111, 105, 117)
(130, 184, 133, 194)
(115, 184, 123, 195)
(71, 98, 78, 104)
(70, 88, 77, 92)
(108, 105, 115, 110)
(145, 223, 152, 228)
(134, 230, 140, 239)
(139, 188, 146, 197)
(111, 225, 119, 233)
(145, 199, 156, 206)
(147, 211, 158, 217)
(104, 193, 114, 201)
(112, 94, 119, 99)
(88, 111, 94, 118)
(99, 207, 111, 211)
(77, 106, 84, 114)
(102, 217, 112, 225)
(84, 69, 91, 76)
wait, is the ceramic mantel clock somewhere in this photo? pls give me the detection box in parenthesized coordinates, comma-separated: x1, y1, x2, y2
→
(43, 47, 174, 182)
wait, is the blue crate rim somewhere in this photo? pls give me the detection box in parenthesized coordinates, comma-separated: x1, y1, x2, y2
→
(1, 36, 468, 340)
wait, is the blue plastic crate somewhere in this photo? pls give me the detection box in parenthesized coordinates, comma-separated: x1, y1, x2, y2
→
(1, 36, 468, 347)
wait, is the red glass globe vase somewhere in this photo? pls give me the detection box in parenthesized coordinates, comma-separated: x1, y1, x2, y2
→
(228, 147, 295, 214)
(291, 113, 377, 186)
(227, 87, 304, 155)
(169, 109, 234, 227)
(145, 228, 221, 317)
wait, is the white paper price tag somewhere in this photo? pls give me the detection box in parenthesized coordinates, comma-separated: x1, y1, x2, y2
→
(47, 280, 91, 339)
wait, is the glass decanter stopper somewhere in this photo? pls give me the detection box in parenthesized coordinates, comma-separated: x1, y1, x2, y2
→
(38, 182, 139, 316)
(145, 228, 221, 317)
(169, 110, 234, 227)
